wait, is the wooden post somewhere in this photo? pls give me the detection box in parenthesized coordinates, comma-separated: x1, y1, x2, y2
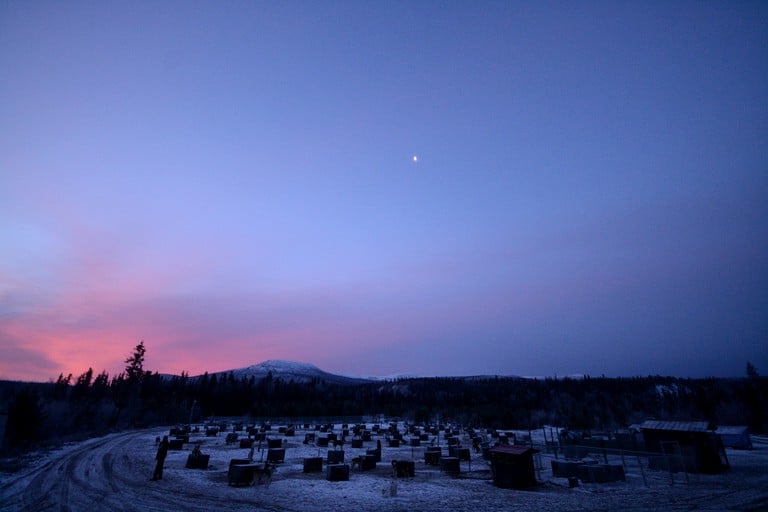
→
(535, 453, 541, 482)
(637, 455, 648, 487)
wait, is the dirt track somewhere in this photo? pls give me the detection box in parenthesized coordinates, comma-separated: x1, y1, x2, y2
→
(2, 428, 767, 512)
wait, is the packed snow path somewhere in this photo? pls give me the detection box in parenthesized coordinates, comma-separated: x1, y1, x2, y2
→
(2, 428, 767, 511)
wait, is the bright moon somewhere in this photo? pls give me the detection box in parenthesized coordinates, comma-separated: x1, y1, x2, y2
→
(412, 155, 418, 163)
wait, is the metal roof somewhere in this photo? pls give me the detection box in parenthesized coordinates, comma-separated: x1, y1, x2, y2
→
(639, 420, 714, 432)
(716, 425, 750, 435)
(488, 445, 538, 456)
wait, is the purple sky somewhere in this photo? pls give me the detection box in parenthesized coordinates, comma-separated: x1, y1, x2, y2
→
(1, 1, 766, 382)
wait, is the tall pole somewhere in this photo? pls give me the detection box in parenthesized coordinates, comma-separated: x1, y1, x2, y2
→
(189, 400, 197, 425)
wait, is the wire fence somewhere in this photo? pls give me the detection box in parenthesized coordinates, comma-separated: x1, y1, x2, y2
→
(525, 441, 706, 488)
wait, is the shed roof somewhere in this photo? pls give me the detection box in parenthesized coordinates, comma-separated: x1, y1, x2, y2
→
(489, 445, 538, 456)
(716, 425, 750, 435)
(639, 420, 714, 432)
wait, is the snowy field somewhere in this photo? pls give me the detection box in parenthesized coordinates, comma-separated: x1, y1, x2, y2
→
(1, 422, 767, 512)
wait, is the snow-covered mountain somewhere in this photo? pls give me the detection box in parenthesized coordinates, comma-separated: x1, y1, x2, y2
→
(187, 359, 527, 384)
(204, 359, 372, 385)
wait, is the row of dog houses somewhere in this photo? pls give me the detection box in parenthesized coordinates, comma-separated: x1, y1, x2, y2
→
(175, 418, 751, 490)
(220, 444, 540, 488)
(172, 422, 543, 489)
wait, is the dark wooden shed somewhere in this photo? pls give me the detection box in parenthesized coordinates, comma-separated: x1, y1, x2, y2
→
(488, 445, 539, 489)
(640, 420, 729, 474)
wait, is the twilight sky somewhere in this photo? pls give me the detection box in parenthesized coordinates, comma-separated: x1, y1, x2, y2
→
(1, 1, 766, 382)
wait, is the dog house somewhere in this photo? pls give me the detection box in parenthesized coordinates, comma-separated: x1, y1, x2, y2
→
(327, 450, 345, 464)
(425, 446, 442, 466)
(488, 445, 539, 489)
(392, 460, 415, 478)
(266, 448, 285, 463)
(440, 456, 460, 474)
(228, 459, 255, 486)
(303, 457, 323, 473)
(327, 464, 350, 481)
(185, 453, 209, 469)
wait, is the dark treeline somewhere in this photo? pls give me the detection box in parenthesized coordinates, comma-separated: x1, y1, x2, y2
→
(1, 344, 766, 455)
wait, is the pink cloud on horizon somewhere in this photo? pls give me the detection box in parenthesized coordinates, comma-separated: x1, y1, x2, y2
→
(2, 257, 524, 381)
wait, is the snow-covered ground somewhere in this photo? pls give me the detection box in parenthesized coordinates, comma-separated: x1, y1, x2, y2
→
(1, 423, 767, 511)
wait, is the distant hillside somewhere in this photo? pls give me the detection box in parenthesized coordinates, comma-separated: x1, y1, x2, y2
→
(2, 370, 766, 457)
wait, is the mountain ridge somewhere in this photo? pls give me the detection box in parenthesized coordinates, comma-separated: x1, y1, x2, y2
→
(197, 359, 372, 386)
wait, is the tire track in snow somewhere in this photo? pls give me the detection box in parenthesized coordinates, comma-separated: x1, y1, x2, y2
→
(1, 432, 141, 512)
(2, 429, 288, 512)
